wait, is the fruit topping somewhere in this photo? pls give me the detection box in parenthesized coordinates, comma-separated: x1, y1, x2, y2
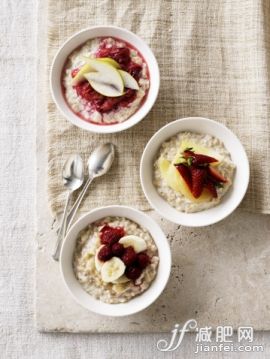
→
(125, 265, 142, 281)
(71, 68, 80, 78)
(208, 166, 227, 183)
(101, 257, 126, 283)
(204, 180, 218, 198)
(100, 225, 125, 245)
(118, 69, 139, 90)
(121, 246, 137, 266)
(175, 164, 192, 191)
(96, 45, 130, 66)
(119, 235, 147, 253)
(137, 252, 150, 269)
(190, 166, 207, 198)
(83, 59, 124, 97)
(71, 63, 95, 86)
(111, 242, 125, 257)
(98, 245, 113, 261)
(126, 62, 142, 80)
(171, 147, 228, 200)
(183, 149, 218, 166)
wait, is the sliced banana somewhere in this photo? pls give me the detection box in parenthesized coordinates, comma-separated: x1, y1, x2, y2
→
(119, 235, 147, 253)
(94, 245, 105, 272)
(112, 275, 130, 284)
(118, 70, 139, 90)
(101, 257, 126, 283)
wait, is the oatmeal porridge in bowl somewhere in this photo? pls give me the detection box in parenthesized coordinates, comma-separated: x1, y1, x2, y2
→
(60, 206, 171, 316)
(73, 216, 159, 304)
(140, 117, 250, 227)
(154, 132, 236, 213)
(50, 26, 160, 133)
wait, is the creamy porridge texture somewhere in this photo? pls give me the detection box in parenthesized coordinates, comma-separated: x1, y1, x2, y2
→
(62, 37, 150, 125)
(154, 132, 235, 213)
(73, 217, 159, 304)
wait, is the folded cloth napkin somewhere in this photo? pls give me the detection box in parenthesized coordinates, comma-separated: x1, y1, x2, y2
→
(47, 0, 270, 216)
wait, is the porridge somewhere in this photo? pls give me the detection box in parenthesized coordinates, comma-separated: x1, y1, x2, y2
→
(73, 216, 159, 304)
(153, 132, 235, 213)
(62, 37, 150, 125)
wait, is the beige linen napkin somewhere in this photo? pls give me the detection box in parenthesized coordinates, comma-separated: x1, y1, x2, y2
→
(47, 0, 270, 216)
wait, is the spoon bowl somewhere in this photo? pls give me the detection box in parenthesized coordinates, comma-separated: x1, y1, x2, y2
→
(63, 154, 84, 190)
(87, 143, 115, 178)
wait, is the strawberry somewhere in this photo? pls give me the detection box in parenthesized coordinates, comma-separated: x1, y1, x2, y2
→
(208, 166, 227, 183)
(190, 166, 207, 198)
(183, 150, 218, 166)
(175, 164, 192, 191)
(204, 180, 218, 198)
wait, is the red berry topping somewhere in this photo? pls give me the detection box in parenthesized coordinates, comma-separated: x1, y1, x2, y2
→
(98, 245, 113, 261)
(125, 265, 142, 281)
(175, 164, 192, 191)
(71, 68, 80, 78)
(126, 62, 142, 80)
(96, 45, 130, 66)
(137, 253, 150, 269)
(204, 180, 218, 198)
(190, 166, 207, 198)
(207, 166, 227, 183)
(100, 225, 125, 245)
(111, 242, 125, 257)
(121, 246, 137, 266)
(183, 150, 218, 165)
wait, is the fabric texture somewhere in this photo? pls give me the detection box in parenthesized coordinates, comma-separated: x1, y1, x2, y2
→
(47, 0, 270, 216)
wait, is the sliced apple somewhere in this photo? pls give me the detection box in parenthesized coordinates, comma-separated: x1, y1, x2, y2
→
(96, 57, 121, 68)
(82, 56, 120, 69)
(71, 63, 95, 86)
(158, 157, 211, 202)
(83, 59, 124, 97)
(118, 70, 139, 90)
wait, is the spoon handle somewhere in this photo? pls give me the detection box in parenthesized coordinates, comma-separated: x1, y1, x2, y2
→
(52, 191, 72, 261)
(65, 176, 94, 232)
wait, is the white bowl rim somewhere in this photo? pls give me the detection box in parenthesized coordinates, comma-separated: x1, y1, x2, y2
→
(140, 116, 250, 227)
(60, 205, 171, 316)
(50, 25, 160, 134)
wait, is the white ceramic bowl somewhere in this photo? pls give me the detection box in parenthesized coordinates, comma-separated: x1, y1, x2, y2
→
(60, 206, 171, 316)
(140, 117, 250, 227)
(50, 26, 160, 134)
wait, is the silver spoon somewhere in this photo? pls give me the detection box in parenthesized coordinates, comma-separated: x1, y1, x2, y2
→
(52, 154, 84, 261)
(65, 143, 115, 231)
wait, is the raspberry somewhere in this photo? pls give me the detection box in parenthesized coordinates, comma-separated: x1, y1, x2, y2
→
(125, 266, 142, 281)
(71, 68, 80, 78)
(100, 225, 125, 245)
(126, 62, 142, 80)
(121, 246, 137, 266)
(111, 242, 125, 257)
(137, 253, 150, 269)
(98, 245, 112, 261)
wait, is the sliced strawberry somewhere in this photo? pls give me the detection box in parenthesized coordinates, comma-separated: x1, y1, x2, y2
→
(190, 166, 207, 198)
(175, 164, 192, 191)
(208, 166, 227, 183)
(204, 180, 218, 198)
(183, 150, 218, 165)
